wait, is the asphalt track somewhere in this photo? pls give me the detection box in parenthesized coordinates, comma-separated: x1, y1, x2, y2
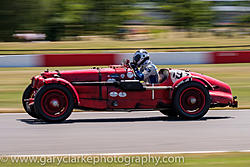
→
(0, 109, 250, 155)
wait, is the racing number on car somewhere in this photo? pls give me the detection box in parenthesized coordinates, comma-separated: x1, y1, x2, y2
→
(170, 70, 190, 83)
(175, 72, 183, 79)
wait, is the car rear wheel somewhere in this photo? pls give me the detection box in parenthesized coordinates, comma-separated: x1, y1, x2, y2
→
(22, 84, 40, 119)
(34, 84, 74, 122)
(173, 82, 211, 120)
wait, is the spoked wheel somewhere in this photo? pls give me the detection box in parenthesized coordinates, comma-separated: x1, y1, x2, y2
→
(22, 84, 40, 119)
(173, 82, 211, 120)
(34, 84, 74, 122)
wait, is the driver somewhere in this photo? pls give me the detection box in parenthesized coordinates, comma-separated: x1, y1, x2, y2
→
(130, 49, 158, 84)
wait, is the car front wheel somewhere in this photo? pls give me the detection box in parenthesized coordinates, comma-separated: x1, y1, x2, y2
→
(34, 84, 74, 122)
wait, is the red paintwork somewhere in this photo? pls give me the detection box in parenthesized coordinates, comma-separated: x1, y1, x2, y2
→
(172, 75, 213, 90)
(190, 72, 233, 105)
(43, 77, 80, 104)
(43, 54, 116, 66)
(29, 65, 236, 111)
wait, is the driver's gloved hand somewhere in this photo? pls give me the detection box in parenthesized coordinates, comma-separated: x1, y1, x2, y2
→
(130, 63, 138, 71)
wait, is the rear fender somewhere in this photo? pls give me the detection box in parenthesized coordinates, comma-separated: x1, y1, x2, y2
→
(170, 76, 214, 98)
(44, 78, 80, 105)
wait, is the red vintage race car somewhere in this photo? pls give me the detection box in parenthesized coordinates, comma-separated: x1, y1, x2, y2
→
(23, 61, 238, 122)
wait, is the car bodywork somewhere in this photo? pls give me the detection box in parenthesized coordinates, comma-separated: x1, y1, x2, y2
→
(24, 63, 238, 122)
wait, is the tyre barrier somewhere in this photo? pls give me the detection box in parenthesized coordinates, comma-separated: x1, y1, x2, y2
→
(1, 51, 250, 67)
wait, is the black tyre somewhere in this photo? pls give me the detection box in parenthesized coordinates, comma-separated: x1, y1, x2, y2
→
(22, 84, 40, 119)
(34, 84, 74, 122)
(173, 82, 211, 120)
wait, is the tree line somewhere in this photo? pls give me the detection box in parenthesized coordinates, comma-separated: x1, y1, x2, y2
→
(0, 0, 249, 41)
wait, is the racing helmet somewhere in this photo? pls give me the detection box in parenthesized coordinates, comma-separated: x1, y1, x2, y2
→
(133, 49, 150, 67)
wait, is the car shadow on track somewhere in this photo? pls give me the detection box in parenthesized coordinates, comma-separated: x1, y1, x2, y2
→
(17, 116, 233, 125)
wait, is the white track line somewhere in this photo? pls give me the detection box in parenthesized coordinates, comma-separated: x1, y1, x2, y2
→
(1, 150, 250, 157)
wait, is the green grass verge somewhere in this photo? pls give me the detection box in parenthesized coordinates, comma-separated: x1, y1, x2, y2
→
(0, 152, 250, 167)
(1, 31, 250, 54)
(0, 63, 249, 111)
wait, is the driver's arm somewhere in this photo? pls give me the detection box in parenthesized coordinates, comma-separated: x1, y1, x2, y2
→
(130, 63, 144, 80)
(134, 69, 144, 80)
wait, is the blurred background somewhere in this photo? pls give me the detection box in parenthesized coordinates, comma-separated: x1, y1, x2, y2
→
(0, 0, 250, 42)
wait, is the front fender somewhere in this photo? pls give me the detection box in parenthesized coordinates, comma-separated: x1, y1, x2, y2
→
(44, 78, 80, 105)
(170, 76, 214, 98)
